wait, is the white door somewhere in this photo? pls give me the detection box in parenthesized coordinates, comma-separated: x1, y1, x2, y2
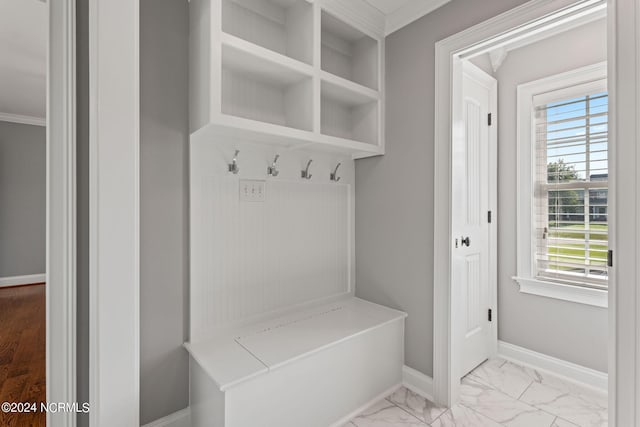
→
(453, 61, 497, 377)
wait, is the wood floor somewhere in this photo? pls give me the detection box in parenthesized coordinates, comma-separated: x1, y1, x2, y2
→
(0, 284, 46, 427)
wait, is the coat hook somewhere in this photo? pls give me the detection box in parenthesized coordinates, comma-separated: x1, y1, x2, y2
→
(301, 159, 313, 180)
(228, 150, 239, 174)
(330, 162, 341, 182)
(267, 154, 280, 177)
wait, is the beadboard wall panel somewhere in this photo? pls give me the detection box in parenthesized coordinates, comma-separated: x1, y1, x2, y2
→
(190, 138, 355, 341)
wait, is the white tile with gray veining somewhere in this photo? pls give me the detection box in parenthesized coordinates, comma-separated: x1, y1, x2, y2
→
(551, 417, 580, 427)
(344, 358, 607, 426)
(459, 377, 556, 427)
(468, 358, 540, 399)
(430, 404, 503, 427)
(349, 399, 427, 426)
(520, 380, 607, 427)
(387, 386, 448, 424)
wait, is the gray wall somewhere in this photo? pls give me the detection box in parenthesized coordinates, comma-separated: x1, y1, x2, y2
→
(495, 19, 608, 373)
(0, 121, 46, 278)
(140, 0, 190, 423)
(354, 0, 530, 378)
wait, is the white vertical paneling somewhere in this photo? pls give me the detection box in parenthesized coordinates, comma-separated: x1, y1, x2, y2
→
(190, 139, 353, 340)
(465, 99, 480, 226)
(284, 79, 313, 131)
(352, 36, 378, 91)
(286, 0, 314, 65)
(320, 96, 378, 146)
(221, 0, 313, 64)
(222, 0, 287, 55)
(320, 10, 379, 90)
(221, 68, 313, 131)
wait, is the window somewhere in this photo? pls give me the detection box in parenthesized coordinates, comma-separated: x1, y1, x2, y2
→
(515, 63, 608, 307)
(534, 92, 608, 288)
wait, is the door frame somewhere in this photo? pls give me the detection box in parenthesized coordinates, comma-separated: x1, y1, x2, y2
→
(88, 0, 140, 425)
(47, 0, 77, 425)
(432, 0, 610, 408)
(453, 60, 498, 377)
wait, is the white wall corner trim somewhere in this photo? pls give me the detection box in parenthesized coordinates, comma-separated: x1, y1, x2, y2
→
(89, 0, 140, 424)
(513, 276, 608, 308)
(385, 0, 450, 36)
(498, 341, 608, 392)
(402, 365, 434, 401)
(0, 112, 46, 127)
(0, 274, 46, 287)
(47, 0, 77, 426)
(141, 408, 191, 427)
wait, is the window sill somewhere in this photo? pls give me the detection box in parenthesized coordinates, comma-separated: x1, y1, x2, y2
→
(513, 276, 608, 308)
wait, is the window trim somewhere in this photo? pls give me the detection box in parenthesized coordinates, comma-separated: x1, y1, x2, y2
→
(514, 62, 608, 307)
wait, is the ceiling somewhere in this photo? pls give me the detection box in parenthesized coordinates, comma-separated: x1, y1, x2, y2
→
(0, 0, 47, 121)
(366, 0, 413, 15)
(365, 0, 450, 35)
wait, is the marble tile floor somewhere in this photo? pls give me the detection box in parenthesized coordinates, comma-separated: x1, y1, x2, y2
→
(343, 357, 607, 427)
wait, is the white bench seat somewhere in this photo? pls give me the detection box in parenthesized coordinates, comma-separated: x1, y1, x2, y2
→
(186, 296, 407, 427)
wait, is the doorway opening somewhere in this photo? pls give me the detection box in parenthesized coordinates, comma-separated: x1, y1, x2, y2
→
(433, 0, 610, 417)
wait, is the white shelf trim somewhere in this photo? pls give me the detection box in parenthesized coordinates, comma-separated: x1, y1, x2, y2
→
(221, 32, 315, 79)
(320, 70, 380, 104)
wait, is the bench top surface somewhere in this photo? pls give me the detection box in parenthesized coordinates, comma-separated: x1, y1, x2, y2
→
(185, 296, 406, 390)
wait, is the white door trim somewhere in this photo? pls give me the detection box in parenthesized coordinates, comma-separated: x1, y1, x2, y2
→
(607, 0, 640, 424)
(88, 0, 140, 424)
(433, 0, 609, 407)
(47, 0, 77, 425)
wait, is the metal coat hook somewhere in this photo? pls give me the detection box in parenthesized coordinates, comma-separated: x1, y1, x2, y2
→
(267, 154, 280, 177)
(301, 159, 313, 180)
(330, 162, 341, 182)
(228, 150, 239, 174)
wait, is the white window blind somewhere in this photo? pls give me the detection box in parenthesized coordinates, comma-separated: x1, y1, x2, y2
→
(534, 91, 608, 289)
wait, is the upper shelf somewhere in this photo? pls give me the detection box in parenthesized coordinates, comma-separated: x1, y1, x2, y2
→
(190, 0, 385, 158)
(222, 33, 314, 86)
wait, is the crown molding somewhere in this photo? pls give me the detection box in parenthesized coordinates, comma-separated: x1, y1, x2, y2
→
(0, 112, 46, 127)
(385, 0, 450, 36)
(319, 0, 386, 38)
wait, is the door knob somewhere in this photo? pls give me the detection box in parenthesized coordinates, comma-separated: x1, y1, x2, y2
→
(461, 236, 471, 247)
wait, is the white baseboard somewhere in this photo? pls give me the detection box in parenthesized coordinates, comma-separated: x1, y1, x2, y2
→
(402, 365, 434, 401)
(0, 112, 46, 127)
(0, 274, 46, 288)
(498, 340, 608, 392)
(329, 383, 402, 427)
(141, 408, 190, 427)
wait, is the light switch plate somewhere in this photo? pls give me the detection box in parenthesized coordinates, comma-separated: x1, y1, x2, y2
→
(239, 179, 266, 202)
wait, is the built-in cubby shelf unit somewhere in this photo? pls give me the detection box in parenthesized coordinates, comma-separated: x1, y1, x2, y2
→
(190, 0, 385, 158)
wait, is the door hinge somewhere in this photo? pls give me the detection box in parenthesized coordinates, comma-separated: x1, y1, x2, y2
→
(488, 308, 493, 322)
(488, 113, 492, 126)
(488, 210, 492, 223)
(608, 250, 613, 267)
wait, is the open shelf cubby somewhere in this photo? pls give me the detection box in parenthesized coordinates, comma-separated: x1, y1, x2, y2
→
(221, 42, 313, 131)
(321, 79, 378, 145)
(222, 0, 314, 65)
(321, 11, 379, 91)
